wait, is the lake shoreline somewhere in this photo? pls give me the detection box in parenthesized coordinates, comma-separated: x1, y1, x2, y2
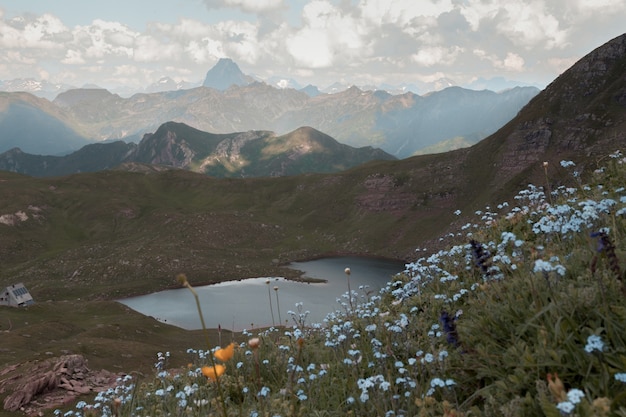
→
(122, 252, 408, 299)
(118, 255, 407, 331)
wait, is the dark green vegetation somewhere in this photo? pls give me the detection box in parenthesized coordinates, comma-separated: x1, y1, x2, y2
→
(0, 300, 216, 373)
(0, 33, 625, 417)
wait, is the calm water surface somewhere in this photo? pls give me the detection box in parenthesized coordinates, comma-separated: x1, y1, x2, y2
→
(118, 256, 405, 330)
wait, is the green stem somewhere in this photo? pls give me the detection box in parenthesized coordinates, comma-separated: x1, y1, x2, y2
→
(182, 278, 228, 417)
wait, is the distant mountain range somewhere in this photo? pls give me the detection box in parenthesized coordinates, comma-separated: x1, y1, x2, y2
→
(0, 124, 395, 177)
(0, 78, 538, 158)
(0, 56, 541, 98)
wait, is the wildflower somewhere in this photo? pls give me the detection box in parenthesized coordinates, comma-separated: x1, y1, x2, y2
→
(439, 310, 460, 348)
(556, 401, 575, 414)
(547, 373, 566, 402)
(584, 335, 604, 353)
(214, 343, 235, 362)
(345, 267, 351, 275)
(176, 273, 189, 286)
(296, 389, 308, 401)
(567, 388, 585, 404)
(590, 231, 622, 279)
(202, 365, 226, 381)
(470, 239, 492, 276)
(258, 386, 270, 397)
(248, 338, 261, 349)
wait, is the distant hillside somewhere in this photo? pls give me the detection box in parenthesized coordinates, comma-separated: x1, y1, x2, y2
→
(0, 123, 396, 177)
(0, 92, 92, 155)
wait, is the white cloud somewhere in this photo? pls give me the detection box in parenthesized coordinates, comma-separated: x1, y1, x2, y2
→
(72, 20, 137, 60)
(286, 27, 332, 68)
(0, 13, 69, 49)
(62, 49, 85, 65)
(286, 0, 369, 68)
(212, 20, 260, 63)
(4, 50, 36, 65)
(474, 49, 525, 72)
(134, 34, 180, 62)
(203, 0, 284, 13)
(576, 0, 624, 12)
(360, 0, 454, 27)
(411, 46, 462, 67)
(501, 52, 525, 72)
(0, 1, 625, 91)
(186, 39, 225, 63)
(493, 2, 566, 49)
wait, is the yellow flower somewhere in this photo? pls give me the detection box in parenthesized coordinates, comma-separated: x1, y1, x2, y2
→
(202, 364, 226, 381)
(214, 343, 235, 362)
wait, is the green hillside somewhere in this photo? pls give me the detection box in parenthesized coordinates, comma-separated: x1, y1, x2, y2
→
(2, 151, 624, 417)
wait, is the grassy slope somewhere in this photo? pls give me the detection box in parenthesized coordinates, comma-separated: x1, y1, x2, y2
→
(3, 151, 622, 417)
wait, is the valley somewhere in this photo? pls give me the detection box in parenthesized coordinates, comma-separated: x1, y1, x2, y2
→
(0, 32, 625, 417)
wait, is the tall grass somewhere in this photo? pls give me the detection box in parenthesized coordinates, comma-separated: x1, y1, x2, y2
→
(56, 151, 626, 417)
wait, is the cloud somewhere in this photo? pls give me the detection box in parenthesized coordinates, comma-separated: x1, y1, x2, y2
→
(411, 46, 463, 67)
(0, 13, 70, 49)
(0, 1, 625, 91)
(203, 0, 284, 14)
(73, 20, 136, 60)
(501, 52, 525, 72)
(286, 0, 369, 68)
(62, 49, 85, 65)
(212, 20, 261, 63)
(473, 49, 525, 72)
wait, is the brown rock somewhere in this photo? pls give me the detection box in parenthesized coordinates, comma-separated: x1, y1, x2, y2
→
(1, 355, 120, 415)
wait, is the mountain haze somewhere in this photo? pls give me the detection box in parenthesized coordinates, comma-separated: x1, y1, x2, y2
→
(0, 92, 92, 155)
(43, 83, 538, 158)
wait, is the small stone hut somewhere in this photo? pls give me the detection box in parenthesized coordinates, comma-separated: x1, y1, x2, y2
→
(0, 283, 34, 307)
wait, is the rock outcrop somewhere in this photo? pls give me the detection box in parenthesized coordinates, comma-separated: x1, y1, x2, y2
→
(1, 355, 119, 415)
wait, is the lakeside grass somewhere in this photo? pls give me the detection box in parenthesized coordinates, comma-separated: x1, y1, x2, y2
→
(38, 151, 626, 417)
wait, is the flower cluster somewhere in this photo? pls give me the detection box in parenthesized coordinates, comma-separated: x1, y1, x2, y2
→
(55, 153, 626, 417)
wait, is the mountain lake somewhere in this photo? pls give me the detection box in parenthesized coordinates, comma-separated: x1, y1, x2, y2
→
(118, 256, 406, 330)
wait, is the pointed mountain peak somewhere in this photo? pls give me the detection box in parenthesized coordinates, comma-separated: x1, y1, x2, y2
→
(202, 58, 252, 91)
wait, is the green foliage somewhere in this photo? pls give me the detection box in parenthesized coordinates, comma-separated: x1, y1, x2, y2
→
(43, 152, 626, 417)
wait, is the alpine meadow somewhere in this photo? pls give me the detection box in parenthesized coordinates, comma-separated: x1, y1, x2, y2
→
(1, 32, 626, 417)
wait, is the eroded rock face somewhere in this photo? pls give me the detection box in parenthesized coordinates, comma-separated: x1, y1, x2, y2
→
(0, 354, 119, 415)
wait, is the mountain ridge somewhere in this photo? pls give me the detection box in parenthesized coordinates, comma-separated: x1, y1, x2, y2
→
(0, 82, 538, 158)
(0, 123, 396, 177)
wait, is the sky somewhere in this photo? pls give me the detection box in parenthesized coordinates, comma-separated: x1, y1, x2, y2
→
(0, 0, 625, 92)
